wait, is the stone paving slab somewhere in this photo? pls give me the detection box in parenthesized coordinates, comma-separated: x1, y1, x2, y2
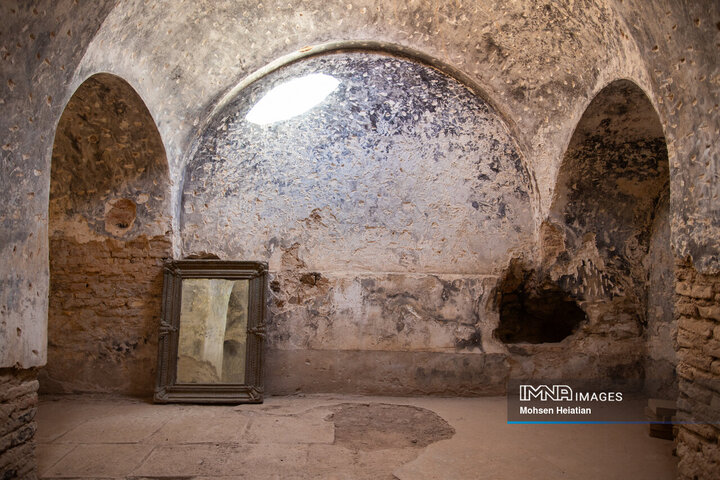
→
(243, 412, 334, 445)
(36, 395, 677, 480)
(144, 407, 251, 444)
(42, 444, 153, 477)
(35, 397, 118, 443)
(132, 443, 309, 477)
(36, 444, 75, 477)
(57, 402, 177, 444)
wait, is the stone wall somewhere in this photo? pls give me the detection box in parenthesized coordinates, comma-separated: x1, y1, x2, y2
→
(502, 80, 673, 388)
(675, 259, 720, 480)
(182, 51, 534, 394)
(1, 0, 719, 474)
(41, 235, 170, 395)
(0, 0, 116, 370)
(645, 196, 676, 398)
(0, 368, 38, 479)
(43, 72, 172, 395)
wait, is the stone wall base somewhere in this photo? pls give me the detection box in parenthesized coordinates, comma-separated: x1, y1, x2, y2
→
(675, 259, 720, 479)
(0, 368, 38, 480)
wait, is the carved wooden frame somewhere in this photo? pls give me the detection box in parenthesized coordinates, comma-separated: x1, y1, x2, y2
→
(154, 260, 267, 404)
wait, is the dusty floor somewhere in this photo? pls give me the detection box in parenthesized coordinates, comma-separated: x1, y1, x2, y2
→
(36, 394, 677, 479)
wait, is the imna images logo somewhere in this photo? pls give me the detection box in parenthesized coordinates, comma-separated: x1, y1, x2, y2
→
(519, 384, 573, 402)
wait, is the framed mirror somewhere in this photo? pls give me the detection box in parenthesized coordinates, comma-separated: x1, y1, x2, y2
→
(154, 260, 267, 404)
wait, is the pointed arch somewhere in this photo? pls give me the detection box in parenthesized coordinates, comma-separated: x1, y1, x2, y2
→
(43, 73, 173, 395)
(539, 79, 673, 394)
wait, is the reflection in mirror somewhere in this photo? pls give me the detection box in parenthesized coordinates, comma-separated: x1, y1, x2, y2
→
(177, 279, 248, 384)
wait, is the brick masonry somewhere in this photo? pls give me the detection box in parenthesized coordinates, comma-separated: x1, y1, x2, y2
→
(0, 368, 38, 480)
(675, 258, 720, 480)
(40, 235, 171, 396)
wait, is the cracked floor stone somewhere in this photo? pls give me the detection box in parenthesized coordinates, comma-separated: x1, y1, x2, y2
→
(36, 394, 677, 479)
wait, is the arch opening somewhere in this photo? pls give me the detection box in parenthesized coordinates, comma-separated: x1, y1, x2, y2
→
(41, 73, 172, 395)
(180, 51, 535, 394)
(497, 80, 673, 395)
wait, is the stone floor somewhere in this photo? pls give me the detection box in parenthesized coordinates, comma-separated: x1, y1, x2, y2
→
(36, 394, 677, 479)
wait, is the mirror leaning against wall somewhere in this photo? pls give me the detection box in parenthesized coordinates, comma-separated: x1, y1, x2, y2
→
(154, 260, 267, 404)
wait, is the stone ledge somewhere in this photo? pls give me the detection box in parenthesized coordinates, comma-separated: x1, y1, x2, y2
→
(265, 349, 509, 396)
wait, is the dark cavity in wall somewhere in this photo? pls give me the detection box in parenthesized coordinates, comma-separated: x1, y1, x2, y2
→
(494, 260, 587, 343)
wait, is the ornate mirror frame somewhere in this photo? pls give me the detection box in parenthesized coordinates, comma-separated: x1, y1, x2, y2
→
(154, 260, 267, 404)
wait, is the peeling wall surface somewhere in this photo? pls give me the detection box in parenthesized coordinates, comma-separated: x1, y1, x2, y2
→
(1, 0, 719, 477)
(504, 80, 674, 389)
(49, 73, 170, 242)
(184, 53, 533, 273)
(645, 196, 676, 397)
(0, 0, 117, 369)
(42, 73, 172, 394)
(183, 52, 533, 360)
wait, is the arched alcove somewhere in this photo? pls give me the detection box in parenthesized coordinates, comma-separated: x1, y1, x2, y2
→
(41, 73, 172, 395)
(498, 80, 673, 393)
(181, 51, 535, 394)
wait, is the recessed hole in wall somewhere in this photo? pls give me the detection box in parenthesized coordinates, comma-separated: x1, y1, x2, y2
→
(104, 198, 136, 236)
(494, 261, 586, 344)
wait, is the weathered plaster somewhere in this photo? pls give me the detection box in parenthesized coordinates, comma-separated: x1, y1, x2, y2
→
(49, 73, 171, 242)
(42, 72, 172, 394)
(2, 0, 719, 475)
(3, 0, 681, 369)
(0, 0, 117, 368)
(183, 52, 533, 272)
(182, 52, 532, 358)
(645, 195, 676, 397)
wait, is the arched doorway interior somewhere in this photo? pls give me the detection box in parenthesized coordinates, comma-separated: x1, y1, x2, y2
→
(43, 73, 172, 395)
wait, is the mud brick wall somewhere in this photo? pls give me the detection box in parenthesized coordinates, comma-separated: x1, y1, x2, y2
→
(0, 368, 38, 480)
(40, 235, 171, 395)
(675, 259, 720, 480)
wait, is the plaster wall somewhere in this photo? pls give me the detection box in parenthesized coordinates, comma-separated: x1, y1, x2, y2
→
(1, 0, 719, 476)
(182, 52, 533, 365)
(0, 0, 116, 369)
(41, 73, 172, 394)
(3, 0, 692, 371)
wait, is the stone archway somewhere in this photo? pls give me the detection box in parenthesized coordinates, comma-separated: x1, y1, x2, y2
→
(42, 73, 173, 395)
(496, 79, 673, 392)
(180, 49, 536, 395)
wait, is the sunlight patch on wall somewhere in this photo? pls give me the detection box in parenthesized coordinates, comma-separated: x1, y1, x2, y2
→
(245, 73, 340, 125)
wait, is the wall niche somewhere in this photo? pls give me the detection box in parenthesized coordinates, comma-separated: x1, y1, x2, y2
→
(42, 73, 172, 395)
(504, 80, 673, 395)
(181, 50, 535, 394)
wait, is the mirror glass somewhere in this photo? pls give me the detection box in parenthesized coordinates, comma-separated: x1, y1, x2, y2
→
(176, 278, 249, 384)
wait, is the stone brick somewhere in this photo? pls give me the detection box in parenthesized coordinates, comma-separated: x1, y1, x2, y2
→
(678, 316, 714, 338)
(44, 234, 169, 395)
(681, 422, 719, 442)
(711, 360, 720, 376)
(699, 305, 720, 322)
(674, 266, 720, 480)
(0, 368, 38, 480)
(678, 327, 705, 349)
(705, 339, 720, 359)
(677, 428, 704, 451)
(676, 300, 698, 317)
(677, 361, 696, 381)
(677, 282, 715, 300)
(678, 349, 713, 372)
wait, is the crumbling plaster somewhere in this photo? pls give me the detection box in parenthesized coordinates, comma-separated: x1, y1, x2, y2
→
(1, 0, 718, 372)
(0, 0, 117, 368)
(71, 0, 657, 251)
(2, 1, 719, 478)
